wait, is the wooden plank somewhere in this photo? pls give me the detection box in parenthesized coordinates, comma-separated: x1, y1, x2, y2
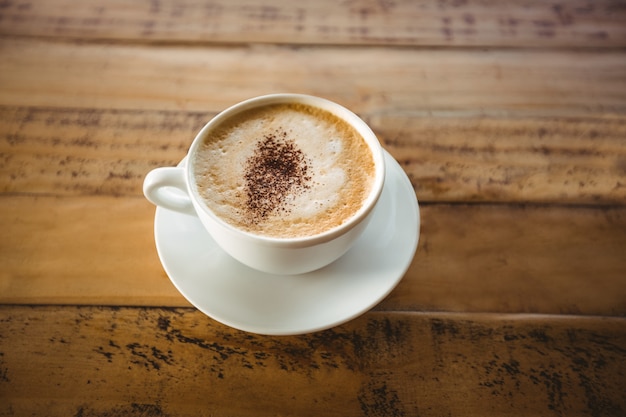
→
(0, 106, 207, 197)
(1, 196, 625, 315)
(0, 195, 189, 307)
(1, 38, 626, 115)
(374, 113, 626, 205)
(0, 0, 625, 48)
(0, 306, 625, 416)
(381, 204, 626, 316)
(2, 106, 625, 205)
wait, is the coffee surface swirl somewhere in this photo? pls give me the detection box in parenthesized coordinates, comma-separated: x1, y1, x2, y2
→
(192, 103, 375, 238)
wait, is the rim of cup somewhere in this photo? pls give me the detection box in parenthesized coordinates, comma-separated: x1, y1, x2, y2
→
(187, 93, 386, 247)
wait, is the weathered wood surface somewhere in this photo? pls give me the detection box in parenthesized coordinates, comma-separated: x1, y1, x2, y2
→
(2, 38, 626, 116)
(1, 306, 625, 417)
(0, 195, 184, 307)
(2, 106, 625, 204)
(2, 196, 625, 315)
(1, 0, 625, 415)
(1, 0, 625, 48)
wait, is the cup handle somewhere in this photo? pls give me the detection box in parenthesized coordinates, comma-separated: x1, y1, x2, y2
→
(143, 167, 197, 216)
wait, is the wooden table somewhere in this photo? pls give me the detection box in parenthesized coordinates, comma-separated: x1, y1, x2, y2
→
(1, 1, 626, 416)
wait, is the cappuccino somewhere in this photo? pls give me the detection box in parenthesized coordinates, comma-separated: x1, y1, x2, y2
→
(192, 103, 376, 238)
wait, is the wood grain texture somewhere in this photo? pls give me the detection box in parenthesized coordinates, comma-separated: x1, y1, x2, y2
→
(0, 106, 207, 196)
(374, 113, 626, 205)
(0, 195, 188, 307)
(1, 38, 626, 115)
(385, 204, 626, 315)
(2, 195, 625, 315)
(0, 0, 625, 47)
(2, 106, 625, 205)
(1, 1, 625, 415)
(1, 306, 625, 417)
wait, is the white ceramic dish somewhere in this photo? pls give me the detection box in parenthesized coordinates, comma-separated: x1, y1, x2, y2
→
(154, 150, 420, 335)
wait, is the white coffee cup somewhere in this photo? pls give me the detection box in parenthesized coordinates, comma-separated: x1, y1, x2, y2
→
(143, 94, 385, 275)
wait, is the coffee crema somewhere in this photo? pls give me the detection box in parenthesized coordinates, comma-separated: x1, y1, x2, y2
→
(192, 103, 376, 238)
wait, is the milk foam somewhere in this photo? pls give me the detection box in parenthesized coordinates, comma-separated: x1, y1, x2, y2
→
(193, 103, 375, 238)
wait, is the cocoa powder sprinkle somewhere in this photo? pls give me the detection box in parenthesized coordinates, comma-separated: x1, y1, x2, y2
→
(243, 129, 311, 222)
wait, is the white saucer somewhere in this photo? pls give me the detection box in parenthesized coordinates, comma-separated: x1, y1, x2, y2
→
(154, 150, 420, 335)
